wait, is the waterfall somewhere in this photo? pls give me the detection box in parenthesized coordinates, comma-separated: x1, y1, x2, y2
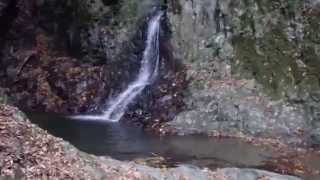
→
(71, 11, 163, 122)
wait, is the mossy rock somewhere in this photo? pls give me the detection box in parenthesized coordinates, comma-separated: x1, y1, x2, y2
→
(232, 1, 320, 101)
(233, 28, 297, 99)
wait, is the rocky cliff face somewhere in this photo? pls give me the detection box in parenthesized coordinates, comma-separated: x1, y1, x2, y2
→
(166, 0, 320, 145)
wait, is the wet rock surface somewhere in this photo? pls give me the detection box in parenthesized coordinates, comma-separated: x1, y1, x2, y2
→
(166, 0, 320, 144)
(123, 43, 188, 128)
(0, 104, 303, 180)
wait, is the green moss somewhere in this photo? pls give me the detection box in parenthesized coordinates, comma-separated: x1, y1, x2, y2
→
(115, 0, 156, 28)
(301, 10, 320, 92)
(255, 0, 280, 13)
(232, 0, 320, 101)
(118, 0, 139, 24)
(305, 13, 320, 44)
(239, 12, 254, 32)
(254, 0, 302, 18)
(232, 27, 313, 99)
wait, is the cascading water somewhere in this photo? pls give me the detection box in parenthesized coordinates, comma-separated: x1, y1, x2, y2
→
(71, 11, 163, 122)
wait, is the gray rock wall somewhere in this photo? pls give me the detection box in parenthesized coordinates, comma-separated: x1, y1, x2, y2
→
(166, 0, 320, 145)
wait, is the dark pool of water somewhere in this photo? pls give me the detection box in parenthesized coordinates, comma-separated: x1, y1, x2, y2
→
(26, 112, 273, 168)
(26, 112, 320, 179)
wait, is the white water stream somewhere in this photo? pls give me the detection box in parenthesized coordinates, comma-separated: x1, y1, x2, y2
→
(71, 11, 163, 122)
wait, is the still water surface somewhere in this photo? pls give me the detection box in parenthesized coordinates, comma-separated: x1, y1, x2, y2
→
(27, 112, 320, 179)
